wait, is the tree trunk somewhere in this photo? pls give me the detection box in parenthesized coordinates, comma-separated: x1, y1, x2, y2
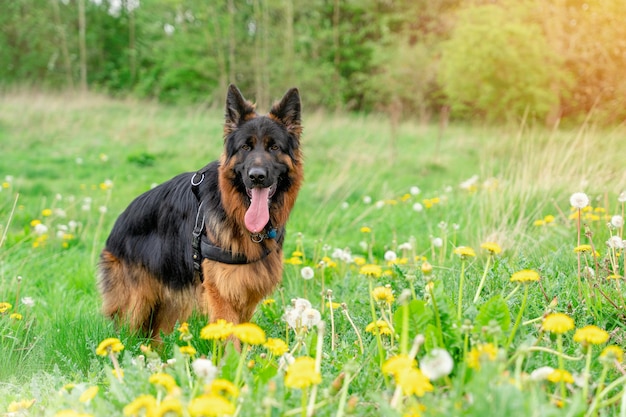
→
(128, 1, 137, 86)
(50, 0, 74, 89)
(332, 0, 341, 112)
(78, 0, 88, 91)
(227, 0, 236, 84)
(283, 0, 295, 87)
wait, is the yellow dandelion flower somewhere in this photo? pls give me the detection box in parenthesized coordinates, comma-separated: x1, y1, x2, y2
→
(95, 337, 124, 356)
(155, 397, 183, 417)
(264, 338, 289, 356)
(179, 345, 197, 356)
(421, 261, 433, 275)
(54, 411, 94, 417)
(453, 246, 476, 258)
(149, 372, 179, 394)
(574, 325, 609, 345)
(123, 394, 157, 417)
(200, 319, 234, 341)
(510, 269, 540, 283)
(359, 264, 382, 278)
(188, 394, 235, 417)
(42, 208, 53, 217)
(0, 302, 13, 313)
(284, 356, 322, 389)
(542, 313, 574, 334)
(353, 256, 366, 266)
(232, 323, 266, 345)
(10, 313, 23, 320)
(607, 274, 623, 280)
(8, 399, 35, 413)
(326, 301, 341, 309)
(365, 320, 393, 336)
(600, 345, 623, 363)
(544, 214, 556, 223)
(382, 355, 417, 377)
(79, 386, 99, 403)
(178, 322, 190, 336)
(467, 343, 498, 370)
(291, 250, 304, 257)
(208, 379, 239, 398)
(2, 181, 10, 189)
(396, 367, 434, 397)
(30, 219, 41, 227)
(112, 369, 124, 379)
(574, 245, 593, 253)
(360, 226, 372, 233)
(284, 256, 303, 265)
(547, 369, 574, 384)
(480, 242, 502, 254)
(400, 193, 411, 202)
(534, 219, 546, 226)
(319, 256, 337, 268)
(262, 298, 275, 305)
(371, 286, 395, 304)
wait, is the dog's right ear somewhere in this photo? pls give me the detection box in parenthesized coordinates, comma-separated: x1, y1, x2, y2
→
(224, 84, 256, 135)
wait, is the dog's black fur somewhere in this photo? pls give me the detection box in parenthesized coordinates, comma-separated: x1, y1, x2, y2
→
(98, 85, 303, 338)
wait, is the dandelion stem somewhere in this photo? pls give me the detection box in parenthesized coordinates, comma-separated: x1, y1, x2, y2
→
(306, 322, 325, 417)
(576, 208, 583, 299)
(428, 282, 444, 348)
(505, 284, 529, 350)
(367, 279, 383, 362)
(586, 372, 626, 417)
(473, 254, 492, 303)
(335, 370, 353, 417)
(556, 334, 567, 401)
(233, 343, 249, 388)
(108, 350, 123, 382)
(0, 193, 19, 250)
(457, 259, 466, 321)
(327, 291, 336, 352)
(581, 346, 592, 402)
(342, 305, 364, 355)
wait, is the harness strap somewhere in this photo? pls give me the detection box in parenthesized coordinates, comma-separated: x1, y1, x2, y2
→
(189, 169, 283, 280)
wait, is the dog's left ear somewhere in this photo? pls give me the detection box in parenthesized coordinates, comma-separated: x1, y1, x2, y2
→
(270, 88, 302, 138)
(225, 84, 256, 135)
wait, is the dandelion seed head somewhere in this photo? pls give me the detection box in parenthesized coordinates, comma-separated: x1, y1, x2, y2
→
(192, 358, 218, 383)
(570, 192, 590, 209)
(607, 236, 624, 249)
(362, 195, 372, 204)
(618, 192, 626, 203)
(529, 366, 555, 381)
(610, 215, 624, 228)
(420, 348, 453, 380)
(384, 250, 397, 262)
(300, 266, 314, 280)
(431, 237, 443, 248)
(410, 186, 421, 195)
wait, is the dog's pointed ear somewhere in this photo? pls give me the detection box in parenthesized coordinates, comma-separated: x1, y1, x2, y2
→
(269, 88, 302, 138)
(225, 84, 256, 135)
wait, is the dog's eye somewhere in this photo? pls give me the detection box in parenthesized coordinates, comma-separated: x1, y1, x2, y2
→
(269, 144, 280, 151)
(241, 144, 251, 151)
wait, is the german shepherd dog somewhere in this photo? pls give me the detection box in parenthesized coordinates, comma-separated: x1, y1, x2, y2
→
(98, 85, 303, 338)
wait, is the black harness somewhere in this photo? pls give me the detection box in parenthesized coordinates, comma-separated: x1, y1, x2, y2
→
(190, 169, 283, 280)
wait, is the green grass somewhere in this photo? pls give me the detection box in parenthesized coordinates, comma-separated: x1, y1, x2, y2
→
(1, 90, 625, 416)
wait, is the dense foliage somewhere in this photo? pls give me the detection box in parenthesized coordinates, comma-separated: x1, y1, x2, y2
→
(1, 0, 626, 123)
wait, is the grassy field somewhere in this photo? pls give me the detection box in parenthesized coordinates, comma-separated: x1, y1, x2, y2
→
(1, 90, 626, 416)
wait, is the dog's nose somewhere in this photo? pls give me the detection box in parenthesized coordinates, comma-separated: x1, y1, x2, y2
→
(248, 167, 267, 184)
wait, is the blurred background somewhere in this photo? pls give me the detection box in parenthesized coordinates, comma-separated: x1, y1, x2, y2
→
(2, 0, 625, 126)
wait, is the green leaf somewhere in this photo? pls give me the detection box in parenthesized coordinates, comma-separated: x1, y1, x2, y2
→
(475, 295, 511, 332)
(393, 300, 434, 342)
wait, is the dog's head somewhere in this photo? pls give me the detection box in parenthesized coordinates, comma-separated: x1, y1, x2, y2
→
(219, 85, 303, 234)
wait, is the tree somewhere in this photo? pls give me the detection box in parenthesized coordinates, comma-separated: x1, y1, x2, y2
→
(439, 3, 563, 122)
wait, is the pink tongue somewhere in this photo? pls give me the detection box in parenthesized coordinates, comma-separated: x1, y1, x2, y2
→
(244, 187, 271, 233)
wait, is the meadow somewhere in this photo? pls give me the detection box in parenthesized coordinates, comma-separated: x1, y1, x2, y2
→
(1, 90, 625, 417)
